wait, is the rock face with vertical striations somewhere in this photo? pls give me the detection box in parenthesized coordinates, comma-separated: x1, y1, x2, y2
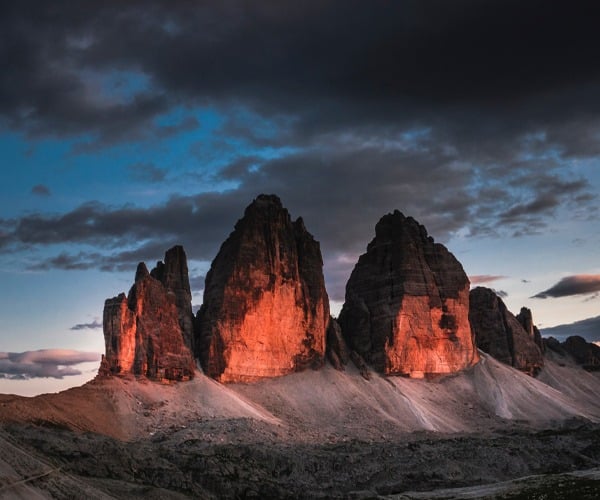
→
(326, 318, 351, 371)
(469, 287, 544, 376)
(196, 194, 329, 383)
(150, 245, 195, 352)
(101, 246, 195, 381)
(516, 307, 545, 353)
(338, 211, 479, 377)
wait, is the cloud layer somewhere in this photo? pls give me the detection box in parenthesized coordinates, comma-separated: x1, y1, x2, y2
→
(4, 2, 600, 146)
(469, 275, 507, 285)
(533, 275, 600, 299)
(70, 320, 102, 331)
(1, 1, 599, 303)
(0, 349, 100, 379)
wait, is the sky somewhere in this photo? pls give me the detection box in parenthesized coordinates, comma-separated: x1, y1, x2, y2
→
(1, 1, 600, 396)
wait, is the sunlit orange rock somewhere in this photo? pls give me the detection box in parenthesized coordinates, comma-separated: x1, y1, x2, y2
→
(150, 245, 195, 352)
(102, 247, 195, 381)
(196, 194, 329, 382)
(338, 211, 479, 377)
(469, 287, 544, 376)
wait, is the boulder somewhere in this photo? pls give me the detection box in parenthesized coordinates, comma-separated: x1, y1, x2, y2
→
(338, 210, 479, 377)
(196, 194, 329, 382)
(469, 287, 544, 376)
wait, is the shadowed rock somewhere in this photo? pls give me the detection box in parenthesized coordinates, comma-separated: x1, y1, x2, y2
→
(102, 247, 195, 381)
(338, 210, 479, 377)
(326, 318, 350, 371)
(196, 194, 329, 382)
(549, 335, 600, 371)
(150, 245, 194, 352)
(516, 307, 544, 353)
(469, 287, 544, 376)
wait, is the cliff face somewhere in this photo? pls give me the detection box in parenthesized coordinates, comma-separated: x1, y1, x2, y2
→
(469, 287, 544, 376)
(150, 245, 194, 352)
(516, 307, 544, 353)
(101, 246, 195, 380)
(338, 211, 479, 377)
(196, 194, 330, 383)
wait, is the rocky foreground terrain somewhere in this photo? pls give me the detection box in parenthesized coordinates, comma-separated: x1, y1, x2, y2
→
(1, 351, 600, 499)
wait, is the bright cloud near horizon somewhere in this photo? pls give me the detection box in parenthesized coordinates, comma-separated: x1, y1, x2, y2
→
(1, 1, 600, 395)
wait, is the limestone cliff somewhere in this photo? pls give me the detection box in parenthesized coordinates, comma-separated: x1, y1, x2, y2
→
(101, 247, 195, 380)
(516, 307, 544, 353)
(338, 211, 479, 377)
(469, 287, 544, 376)
(196, 194, 329, 382)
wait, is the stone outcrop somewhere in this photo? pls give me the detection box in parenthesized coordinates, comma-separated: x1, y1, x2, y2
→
(101, 246, 195, 380)
(150, 245, 194, 351)
(196, 194, 329, 383)
(545, 335, 600, 371)
(516, 307, 544, 353)
(469, 287, 544, 376)
(338, 210, 479, 377)
(326, 318, 350, 371)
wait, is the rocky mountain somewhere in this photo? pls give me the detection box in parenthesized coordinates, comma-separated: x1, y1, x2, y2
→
(195, 194, 330, 382)
(545, 335, 600, 370)
(469, 287, 544, 376)
(338, 210, 479, 377)
(101, 246, 195, 381)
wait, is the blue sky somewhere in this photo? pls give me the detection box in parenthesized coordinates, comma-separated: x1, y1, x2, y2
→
(2, 1, 600, 395)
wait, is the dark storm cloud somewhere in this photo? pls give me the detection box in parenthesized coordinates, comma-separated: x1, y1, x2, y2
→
(3, 1, 600, 155)
(28, 240, 202, 274)
(31, 184, 51, 196)
(533, 275, 600, 299)
(70, 320, 102, 331)
(12, 196, 234, 251)
(1, 1, 599, 301)
(0, 349, 100, 379)
(10, 145, 594, 300)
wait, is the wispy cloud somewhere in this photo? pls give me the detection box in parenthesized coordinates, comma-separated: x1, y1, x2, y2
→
(70, 319, 102, 331)
(0, 349, 100, 379)
(31, 184, 51, 197)
(469, 275, 507, 285)
(532, 274, 600, 299)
